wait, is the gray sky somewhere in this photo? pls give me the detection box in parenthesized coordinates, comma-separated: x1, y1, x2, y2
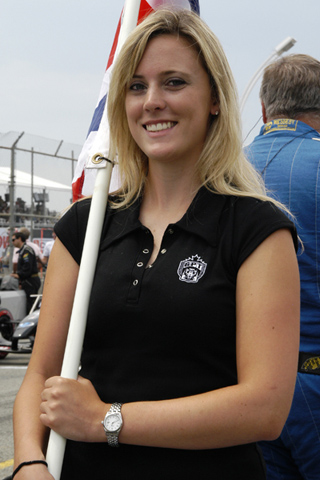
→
(1, 0, 319, 149)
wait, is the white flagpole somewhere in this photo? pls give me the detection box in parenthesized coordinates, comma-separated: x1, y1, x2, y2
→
(46, 1, 141, 478)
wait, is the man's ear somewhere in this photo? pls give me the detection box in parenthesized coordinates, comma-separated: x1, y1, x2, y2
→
(261, 102, 268, 124)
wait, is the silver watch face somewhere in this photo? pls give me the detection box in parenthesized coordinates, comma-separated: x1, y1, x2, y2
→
(105, 413, 122, 432)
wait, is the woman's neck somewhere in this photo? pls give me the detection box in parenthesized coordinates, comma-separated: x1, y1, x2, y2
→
(142, 162, 200, 212)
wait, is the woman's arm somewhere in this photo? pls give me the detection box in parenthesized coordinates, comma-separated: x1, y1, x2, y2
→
(13, 238, 79, 478)
(39, 228, 300, 450)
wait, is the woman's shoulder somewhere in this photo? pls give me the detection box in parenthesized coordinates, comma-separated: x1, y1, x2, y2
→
(227, 194, 291, 226)
(192, 188, 293, 232)
(200, 188, 288, 223)
(221, 195, 298, 267)
(219, 193, 295, 238)
(57, 193, 122, 223)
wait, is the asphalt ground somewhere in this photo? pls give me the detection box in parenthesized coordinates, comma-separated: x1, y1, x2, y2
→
(0, 353, 30, 480)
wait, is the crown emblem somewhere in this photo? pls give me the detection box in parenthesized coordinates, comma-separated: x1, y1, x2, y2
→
(177, 254, 207, 284)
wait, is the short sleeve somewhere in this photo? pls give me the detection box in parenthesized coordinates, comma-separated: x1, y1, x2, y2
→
(231, 198, 298, 270)
(54, 198, 91, 264)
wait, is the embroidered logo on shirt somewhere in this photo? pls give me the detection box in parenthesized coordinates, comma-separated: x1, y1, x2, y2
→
(263, 119, 298, 134)
(177, 254, 207, 284)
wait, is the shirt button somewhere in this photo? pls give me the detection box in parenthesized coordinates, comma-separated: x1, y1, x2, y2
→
(161, 249, 167, 255)
(133, 279, 139, 286)
(137, 262, 144, 267)
(143, 249, 149, 254)
(167, 228, 174, 234)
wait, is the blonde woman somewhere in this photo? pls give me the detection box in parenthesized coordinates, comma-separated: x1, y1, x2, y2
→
(13, 9, 299, 480)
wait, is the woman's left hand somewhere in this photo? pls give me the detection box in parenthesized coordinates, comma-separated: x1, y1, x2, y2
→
(40, 376, 107, 442)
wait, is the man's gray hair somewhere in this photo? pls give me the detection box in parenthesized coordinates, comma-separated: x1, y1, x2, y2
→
(260, 54, 320, 119)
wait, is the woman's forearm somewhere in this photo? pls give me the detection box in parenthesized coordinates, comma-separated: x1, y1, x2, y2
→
(118, 380, 293, 450)
(13, 371, 50, 467)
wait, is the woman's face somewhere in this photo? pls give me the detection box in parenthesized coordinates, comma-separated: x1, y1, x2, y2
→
(125, 34, 217, 168)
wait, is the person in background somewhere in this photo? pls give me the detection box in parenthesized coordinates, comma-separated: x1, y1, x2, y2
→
(42, 232, 56, 268)
(0, 228, 17, 274)
(11, 232, 41, 313)
(12, 9, 300, 480)
(12, 227, 44, 273)
(246, 53, 320, 479)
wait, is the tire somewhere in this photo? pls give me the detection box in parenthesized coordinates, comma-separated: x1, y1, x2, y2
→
(0, 312, 15, 341)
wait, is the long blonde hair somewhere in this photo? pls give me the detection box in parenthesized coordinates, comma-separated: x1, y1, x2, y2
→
(107, 9, 273, 209)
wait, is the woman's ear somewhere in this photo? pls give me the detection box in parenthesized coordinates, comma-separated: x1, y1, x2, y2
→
(210, 100, 219, 116)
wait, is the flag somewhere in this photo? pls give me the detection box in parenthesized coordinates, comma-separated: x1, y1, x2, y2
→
(72, 0, 200, 202)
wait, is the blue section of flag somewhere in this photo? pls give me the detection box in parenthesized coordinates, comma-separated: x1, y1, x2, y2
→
(87, 95, 106, 137)
(189, 0, 200, 14)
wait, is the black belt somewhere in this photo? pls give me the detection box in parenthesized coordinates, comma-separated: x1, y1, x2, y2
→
(298, 352, 320, 375)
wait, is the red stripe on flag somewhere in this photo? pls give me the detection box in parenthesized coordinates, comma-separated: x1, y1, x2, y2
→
(72, 171, 85, 201)
(138, 0, 154, 22)
(106, 16, 122, 70)
(106, 1, 154, 71)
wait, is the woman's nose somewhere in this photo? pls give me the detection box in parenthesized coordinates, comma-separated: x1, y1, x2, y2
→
(143, 86, 166, 111)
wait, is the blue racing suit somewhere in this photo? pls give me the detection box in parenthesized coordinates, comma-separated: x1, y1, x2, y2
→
(246, 119, 320, 479)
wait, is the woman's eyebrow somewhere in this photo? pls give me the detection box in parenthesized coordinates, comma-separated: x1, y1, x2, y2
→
(132, 70, 191, 79)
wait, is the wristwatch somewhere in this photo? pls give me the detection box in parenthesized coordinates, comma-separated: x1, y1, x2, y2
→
(102, 402, 123, 446)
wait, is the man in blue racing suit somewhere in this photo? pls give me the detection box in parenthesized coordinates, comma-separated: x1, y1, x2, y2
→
(246, 54, 320, 479)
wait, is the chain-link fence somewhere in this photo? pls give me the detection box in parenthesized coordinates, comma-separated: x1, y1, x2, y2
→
(0, 131, 82, 272)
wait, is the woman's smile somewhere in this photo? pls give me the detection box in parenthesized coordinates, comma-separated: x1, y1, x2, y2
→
(144, 121, 177, 132)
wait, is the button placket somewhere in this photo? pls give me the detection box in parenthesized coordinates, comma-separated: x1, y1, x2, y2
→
(127, 228, 153, 303)
(158, 225, 175, 258)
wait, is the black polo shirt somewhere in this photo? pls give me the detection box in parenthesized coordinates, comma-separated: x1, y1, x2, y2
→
(56, 187, 297, 479)
(56, 187, 297, 399)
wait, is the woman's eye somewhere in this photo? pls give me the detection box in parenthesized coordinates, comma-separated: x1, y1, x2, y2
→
(167, 78, 186, 87)
(129, 82, 146, 91)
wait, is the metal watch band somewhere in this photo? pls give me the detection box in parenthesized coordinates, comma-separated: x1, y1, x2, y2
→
(107, 433, 120, 447)
(109, 402, 122, 414)
(103, 402, 123, 447)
